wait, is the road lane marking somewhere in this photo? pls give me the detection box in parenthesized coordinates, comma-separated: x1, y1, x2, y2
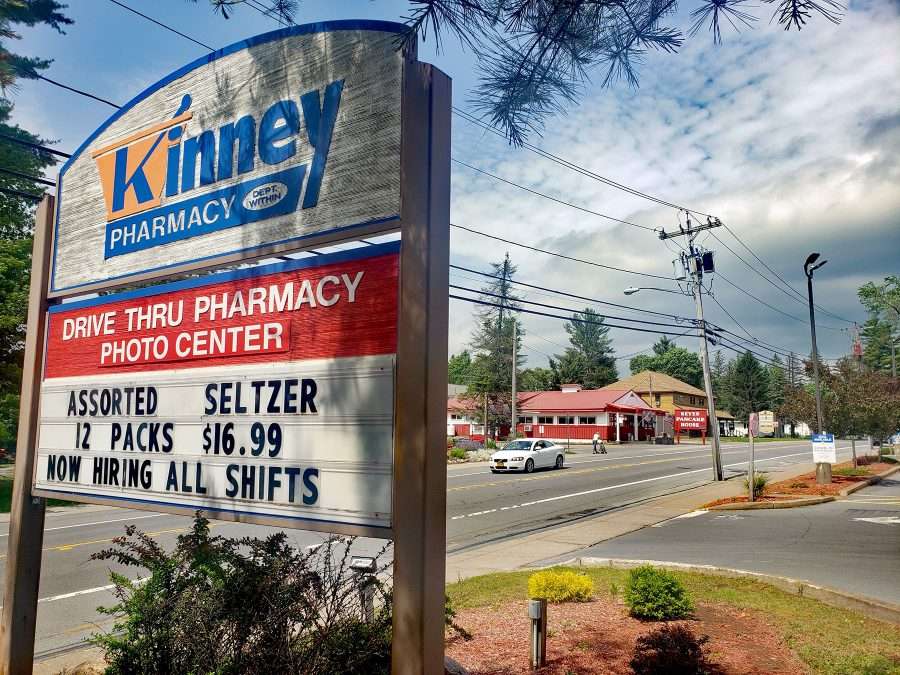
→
(37, 584, 117, 603)
(448, 450, 847, 520)
(0, 525, 209, 560)
(0, 513, 168, 538)
(446, 446, 846, 493)
(853, 516, 900, 525)
(651, 510, 708, 527)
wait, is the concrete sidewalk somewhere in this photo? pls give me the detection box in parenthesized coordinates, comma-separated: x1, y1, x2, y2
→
(445, 459, 830, 582)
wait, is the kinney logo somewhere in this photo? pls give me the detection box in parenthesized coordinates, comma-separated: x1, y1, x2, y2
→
(93, 81, 344, 259)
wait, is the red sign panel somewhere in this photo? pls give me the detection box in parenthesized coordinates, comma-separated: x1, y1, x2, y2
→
(674, 409, 707, 431)
(44, 246, 399, 379)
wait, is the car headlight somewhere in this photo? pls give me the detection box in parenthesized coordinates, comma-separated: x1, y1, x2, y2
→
(511, 456, 524, 461)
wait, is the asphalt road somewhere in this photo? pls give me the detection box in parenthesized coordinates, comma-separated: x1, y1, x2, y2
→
(0, 438, 862, 658)
(571, 477, 900, 605)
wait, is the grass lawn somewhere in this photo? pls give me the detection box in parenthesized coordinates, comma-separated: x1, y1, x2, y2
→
(0, 475, 79, 512)
(447, 566, 900, 675)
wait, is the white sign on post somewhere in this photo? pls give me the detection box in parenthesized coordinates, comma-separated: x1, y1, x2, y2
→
(811, 433, 837, 463)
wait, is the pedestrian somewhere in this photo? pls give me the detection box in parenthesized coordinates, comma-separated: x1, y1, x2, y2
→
(592, 432, 600, 454)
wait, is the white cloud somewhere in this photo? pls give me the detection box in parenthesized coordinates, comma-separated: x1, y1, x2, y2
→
(448, 1, 900, 372)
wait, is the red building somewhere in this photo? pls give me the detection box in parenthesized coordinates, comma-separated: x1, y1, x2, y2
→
(516, 384, 667, 442)
(448, 384, 668, 443)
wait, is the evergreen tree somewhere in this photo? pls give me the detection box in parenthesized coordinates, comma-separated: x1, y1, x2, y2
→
(519, 367, 553, 391)
(767, 353, 788, 436)
(653, 335, 676, 355)
(860, 318, 895, 373)
(465, 253, 524, 434)
(858, 275, 900, 377)
(710, 350, 727, 399)
(724, 351, 771, 421)
(549, 307, 617, 389)
(447, 350, 474, 385)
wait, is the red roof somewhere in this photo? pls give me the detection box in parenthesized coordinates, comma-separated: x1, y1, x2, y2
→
(517, 389, 660, 413)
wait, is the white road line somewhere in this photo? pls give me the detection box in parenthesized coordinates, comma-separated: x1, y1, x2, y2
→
(446, 444, 824, 479)
(449, 449, 848, 520)
(37, 584, 116, 603)
(0, 513, 167, 538)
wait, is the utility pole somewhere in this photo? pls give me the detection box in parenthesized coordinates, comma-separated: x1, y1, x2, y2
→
(804, 253, 830, 485)
(511, 321, 517, 439)
(659, 216, 724, 481)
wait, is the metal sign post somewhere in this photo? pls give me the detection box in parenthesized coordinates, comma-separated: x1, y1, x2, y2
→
(748, 412, 758, 502)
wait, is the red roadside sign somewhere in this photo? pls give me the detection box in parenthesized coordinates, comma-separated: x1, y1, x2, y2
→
(674, 409, 707, 431)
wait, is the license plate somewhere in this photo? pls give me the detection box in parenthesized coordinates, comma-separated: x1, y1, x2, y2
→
(495, 460, 505, 466)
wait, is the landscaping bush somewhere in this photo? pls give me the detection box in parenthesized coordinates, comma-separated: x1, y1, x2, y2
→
(449, 447, 467, 460)
(91, 513, 393, 675)
(834, 467, 870, 477)
(528, 569, 594, 603)
(629, 624, 714, 675)
(744, 472, 769, 499)
(624, 566, 693, 620)
(485, 438, 498, 450)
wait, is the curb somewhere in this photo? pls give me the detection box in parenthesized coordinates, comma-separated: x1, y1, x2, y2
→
(839, 464, 900, 497)
(707, 496, 834, 510)
(559, 557, 900, 626)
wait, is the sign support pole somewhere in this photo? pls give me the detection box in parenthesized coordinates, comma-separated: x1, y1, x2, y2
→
(1, 196, 55, 675)
(392, 60, 451, 675)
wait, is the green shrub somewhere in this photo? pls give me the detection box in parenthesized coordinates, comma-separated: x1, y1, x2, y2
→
(629, 624, 713, 675)
(486, 438, 498, 450)
(744, 472, 769, 499)
(449, 447, 467, 460)
(91, 513, 392, 675)
(624, 566, 693, 620)
(528, 568, 593, 603)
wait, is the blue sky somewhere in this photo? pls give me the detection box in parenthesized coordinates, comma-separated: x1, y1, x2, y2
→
(11, 0, 900, 372)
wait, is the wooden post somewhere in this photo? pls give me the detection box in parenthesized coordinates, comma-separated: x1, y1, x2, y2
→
(1, 196, 55, 675)
(392, 61, 451, 675)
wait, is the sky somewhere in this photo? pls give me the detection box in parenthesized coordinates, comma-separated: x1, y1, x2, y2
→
(10, 0, 900, 375)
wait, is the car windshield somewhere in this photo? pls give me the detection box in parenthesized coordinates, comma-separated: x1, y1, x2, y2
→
(502, 440, 533, 450)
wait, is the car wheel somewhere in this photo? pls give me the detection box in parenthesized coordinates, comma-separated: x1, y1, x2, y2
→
(523, 458, 535, 473)
(555, 455, 564, 469)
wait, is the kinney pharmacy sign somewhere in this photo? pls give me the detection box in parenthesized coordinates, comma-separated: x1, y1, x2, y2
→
(50, 20, 404, 295)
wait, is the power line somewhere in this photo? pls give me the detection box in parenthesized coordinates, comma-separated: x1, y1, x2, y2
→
(718, 222, 855, 324)
(0, 186, 44, 201)
(716, 270, 839, 331)
(35, 74, 120, 109)
(0, 167, 55, 187)
(0, 134, 70, 159)
(451, 224, 674, 281)
(107, 0, 215, 51)
(453, 107, 714, 218)
(451, 294, 703, 338)
(451, 283, 691, 328)
(452, 158, 659, 233)
(450, 263, 693, 322)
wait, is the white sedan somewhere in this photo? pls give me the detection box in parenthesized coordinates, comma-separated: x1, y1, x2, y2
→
(490, 439, 566, 473)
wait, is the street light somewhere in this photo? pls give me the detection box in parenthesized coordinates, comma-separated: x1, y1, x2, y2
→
(624, 286, 683, 296)
(804, 252, 830, 485)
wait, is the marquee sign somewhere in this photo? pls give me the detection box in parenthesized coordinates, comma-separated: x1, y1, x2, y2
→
(49, 20, 405, 296)
(674, 409, 707, 431)
(33, 243, 399, 530)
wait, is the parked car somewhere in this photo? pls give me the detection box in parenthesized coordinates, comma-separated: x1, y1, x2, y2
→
(489, 439, 565, 473)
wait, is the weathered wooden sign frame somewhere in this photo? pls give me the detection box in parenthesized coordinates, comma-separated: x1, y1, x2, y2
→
(1, 21, 449, 675)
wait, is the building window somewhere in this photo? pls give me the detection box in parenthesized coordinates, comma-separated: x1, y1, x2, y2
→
(537, 416, 554, 425)
(654, 394, 661, 407)
(578, 416, 596, 425)
(518, 416, 533, 424)
(450, 414, 463, 420)
(557, 416, 575, 424)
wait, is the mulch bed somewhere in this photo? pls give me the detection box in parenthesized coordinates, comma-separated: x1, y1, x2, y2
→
(701, 460, 895, 506)
(446, 597, 807, 674)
